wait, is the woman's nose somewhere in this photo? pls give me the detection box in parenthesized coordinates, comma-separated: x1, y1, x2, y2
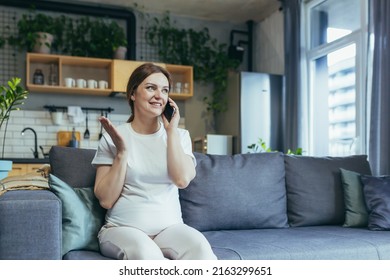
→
(154, 89, 163, 98)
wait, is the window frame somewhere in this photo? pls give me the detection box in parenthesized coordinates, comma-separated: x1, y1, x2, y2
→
(302, 0, 368, 156)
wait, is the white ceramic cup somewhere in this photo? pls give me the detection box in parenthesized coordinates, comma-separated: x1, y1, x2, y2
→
(87, 79, 97, 89)
(175, 82, 182, 93)
(64, 77, 75, 88)
(98, 80, 108, 89)
(51, 112, 63, 125)
(76, 78, 87, 88)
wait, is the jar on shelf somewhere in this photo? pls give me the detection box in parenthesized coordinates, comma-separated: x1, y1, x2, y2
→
(183, 82, 190, 94)
(48, 63, 58, 86)
(175, 82, 182, 93)
(33, 69, 44, 85)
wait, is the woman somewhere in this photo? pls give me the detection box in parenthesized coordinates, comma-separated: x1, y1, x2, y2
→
(92, 63, 217, 260)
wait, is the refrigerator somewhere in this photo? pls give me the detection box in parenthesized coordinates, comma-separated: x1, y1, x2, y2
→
(216, 71, 284, 154)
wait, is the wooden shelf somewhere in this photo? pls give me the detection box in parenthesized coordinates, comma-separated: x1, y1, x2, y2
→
(111, 59, 193, 100)
(27, 53, 113, 96)
(26, 53, 194, 100)
(26, 84, 112, 96)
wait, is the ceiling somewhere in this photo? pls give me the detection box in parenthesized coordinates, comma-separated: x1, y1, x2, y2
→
(52, 0, 282, 23)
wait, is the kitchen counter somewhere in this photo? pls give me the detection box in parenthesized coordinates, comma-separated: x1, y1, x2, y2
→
(4, 158, 50, 164)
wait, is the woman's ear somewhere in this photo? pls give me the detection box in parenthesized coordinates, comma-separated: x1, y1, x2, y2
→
(130, 93, 135, 101)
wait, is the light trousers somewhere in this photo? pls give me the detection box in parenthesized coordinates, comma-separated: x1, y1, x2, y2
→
(98, 223, 217, 260)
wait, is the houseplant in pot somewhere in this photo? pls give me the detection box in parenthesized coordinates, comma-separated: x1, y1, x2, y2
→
(7, 11, 63, 53)
(109, 21, 128, 59)
(0, 78, 29, 179)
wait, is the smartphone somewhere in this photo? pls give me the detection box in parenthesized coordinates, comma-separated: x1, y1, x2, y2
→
(163, 102, 176, 122)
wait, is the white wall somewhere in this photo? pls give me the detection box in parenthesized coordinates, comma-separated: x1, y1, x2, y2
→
(0, 109, 186, 158)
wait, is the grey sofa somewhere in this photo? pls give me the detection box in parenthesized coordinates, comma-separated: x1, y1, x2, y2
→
(0, 146, 389, 260)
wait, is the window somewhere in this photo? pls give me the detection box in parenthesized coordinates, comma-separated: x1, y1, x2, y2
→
(303, 0, 368, 156)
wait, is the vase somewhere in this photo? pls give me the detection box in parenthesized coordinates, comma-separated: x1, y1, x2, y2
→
(33, 32, 54, 54)
(113, 46, 127, 60)
(0, 160, 12, 180)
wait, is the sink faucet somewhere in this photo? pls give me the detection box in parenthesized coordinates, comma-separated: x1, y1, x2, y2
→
(21, 127, 38, 158)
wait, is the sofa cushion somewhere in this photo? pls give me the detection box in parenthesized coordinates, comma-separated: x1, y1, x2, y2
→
(361, 175, 390, 231)
(179, 152, 288, 231)
(340, 168, 369, 227)
(49, 146, 97, 188)
(285, 155, 371, 227)
(48, 174, 105, 257)
(203, 226, 390, 260)
(0, 190, 62, 260)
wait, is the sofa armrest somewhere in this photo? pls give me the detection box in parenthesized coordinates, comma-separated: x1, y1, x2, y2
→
(0, 190, 62, 260)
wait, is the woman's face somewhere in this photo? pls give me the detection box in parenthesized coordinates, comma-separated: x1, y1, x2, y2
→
(133, 72, 170, 119)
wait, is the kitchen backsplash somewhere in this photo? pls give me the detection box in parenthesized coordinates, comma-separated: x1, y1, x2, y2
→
(0, 110, 186, 158)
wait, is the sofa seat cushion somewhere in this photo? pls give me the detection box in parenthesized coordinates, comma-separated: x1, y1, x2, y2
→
(285, 155, 372, 227)
(63, 250, 113, 260)
(180, 152, 288, 231)
(203, 226, 390, 260)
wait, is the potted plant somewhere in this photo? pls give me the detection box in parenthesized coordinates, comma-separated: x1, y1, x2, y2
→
(0, 78, 29, 179)
(64, 17, 128, 59)
(108, 21, 128, 59)
(145, 12, 240, 129)
(7, 11, 64, 53)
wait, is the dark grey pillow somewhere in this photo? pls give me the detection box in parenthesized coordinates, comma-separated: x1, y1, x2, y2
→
(285, 155, 371, 227)
(179, 152, 289, 231)
(361, 175, 390, 231)
(339, 168, 369, 227)
(49, 146, 97, 188)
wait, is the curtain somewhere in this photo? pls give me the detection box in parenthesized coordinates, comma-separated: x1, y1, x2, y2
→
(281, 0, 302, 152)
(369, 0, 390, 175)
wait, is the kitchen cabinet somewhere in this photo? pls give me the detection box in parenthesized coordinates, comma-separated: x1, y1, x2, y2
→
(111, 60, 193, 100)
(26, 53, 113, 96)
(9, 163, 43, 177)
(26, 53, 194, 100)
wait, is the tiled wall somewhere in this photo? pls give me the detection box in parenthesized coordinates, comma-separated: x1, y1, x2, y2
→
(0, 110, 128, 159)
(0, 110, 187, 159)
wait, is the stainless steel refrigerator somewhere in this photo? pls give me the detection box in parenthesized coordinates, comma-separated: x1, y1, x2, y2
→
(216, 70, 284, 154)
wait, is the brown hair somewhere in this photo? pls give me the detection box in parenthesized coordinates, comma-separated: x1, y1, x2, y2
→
(126, 63, 172, 122)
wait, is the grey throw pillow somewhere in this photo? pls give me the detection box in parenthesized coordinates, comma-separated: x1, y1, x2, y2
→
(179, 152, 289, 231)
(361, 175, 390, 231)
(340, 168, 369, 227)
(285, 155, 371, 227)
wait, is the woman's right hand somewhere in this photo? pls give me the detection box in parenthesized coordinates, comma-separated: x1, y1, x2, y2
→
(99, 116, 127, 154)
(95, 116, 128, 209)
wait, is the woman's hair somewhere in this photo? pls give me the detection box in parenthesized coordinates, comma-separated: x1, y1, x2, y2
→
(126, 63, 172, 122)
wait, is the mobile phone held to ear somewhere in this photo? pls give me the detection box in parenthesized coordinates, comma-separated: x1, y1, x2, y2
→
(163, 102, 175, 122)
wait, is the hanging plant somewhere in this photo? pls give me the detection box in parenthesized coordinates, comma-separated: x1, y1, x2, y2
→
(61, 17, 128, 59)
(6, 8, 66, 53)
(145, 12, 240, 116)
(0, 36, 5, 49)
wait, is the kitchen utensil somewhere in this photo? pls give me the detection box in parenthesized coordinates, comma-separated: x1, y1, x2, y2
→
(68, 127, 79, 148)
(98, 111, 104, 140)
(84, 110, 90, 139)
(39, 145, 50, 158)
(57, 131, 80, 146)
